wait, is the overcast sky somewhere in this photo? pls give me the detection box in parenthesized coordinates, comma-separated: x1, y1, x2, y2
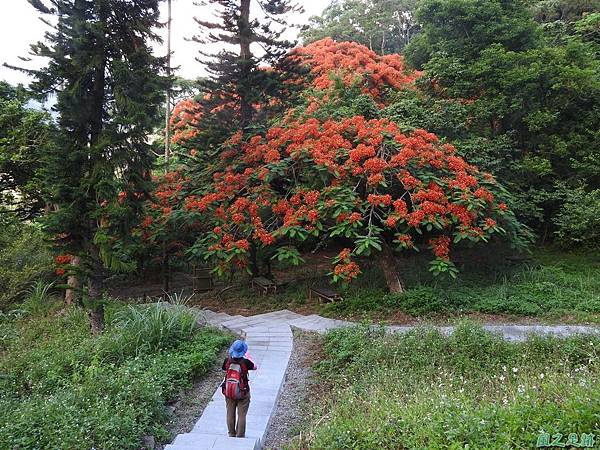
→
(0, 1, 326, 86)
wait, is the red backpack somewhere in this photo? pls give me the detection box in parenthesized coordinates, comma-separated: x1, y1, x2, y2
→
(222, 358, 249, 400)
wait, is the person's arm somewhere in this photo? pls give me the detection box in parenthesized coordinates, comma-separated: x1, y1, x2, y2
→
(243, 357, 256, 370)
(222, 358, 228, 371)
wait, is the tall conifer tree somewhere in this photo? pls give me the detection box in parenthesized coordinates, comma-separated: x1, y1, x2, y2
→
(193, 0, 302, 140)
(24, 0, 167, 334)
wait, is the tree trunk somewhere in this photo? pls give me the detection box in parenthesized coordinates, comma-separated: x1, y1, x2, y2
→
(88, 253, 105, 335)
(64, 255, 81, 307)
(89, 302, 105, 336)
(164, 0, 172, 173)
(380, 242, 404, 294)
(263, 255, 273, 279)
(249, 242, 259, 277)
(162, 240, 170, 293)
(87, 4, 107, 336)
(239, 0, 253, 132)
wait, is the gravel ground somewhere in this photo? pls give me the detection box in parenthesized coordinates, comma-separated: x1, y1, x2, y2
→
(262, 330, 322, 450)
(156, 349, 228, 450)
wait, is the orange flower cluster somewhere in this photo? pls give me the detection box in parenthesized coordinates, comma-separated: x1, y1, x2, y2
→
(170, 98, 202, 146)
(396, 234, 414, 249)
(368, 194, 392, 206)
(484, 218, 497, 229)
(54, 254, 73, 277)
(337, 212, 362, 223)
(429, 236, 451, 260)
(333, 248, 361, 282)
(54, 254, 73, 265)
(291, 38, 420, 102)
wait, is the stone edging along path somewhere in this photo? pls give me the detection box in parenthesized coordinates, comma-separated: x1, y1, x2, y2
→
(164, 309, 600, 450)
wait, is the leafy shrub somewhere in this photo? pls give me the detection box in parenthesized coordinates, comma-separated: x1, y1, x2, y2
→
(554, 187, 600, 249)
(388, 286, 446, 316)
(0, 217, 53, 309)
(317, 325, 386, 372)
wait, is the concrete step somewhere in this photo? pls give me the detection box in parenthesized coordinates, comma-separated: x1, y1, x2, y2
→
(218, 310, 303, 331)
(173, 432, 221, 447)
(385, 324, 600, 342)
(220, 316, 273, 332)
(204, 311, 232, 322)
(165, 435, 259, 450)
(288, 314, 353, 332)
(245, 309, 304, 322)
(194, 310, 224, 325)
(198, 309, 220, 318)
(288, 314, 328, 331)
(208, 313, 245, 327)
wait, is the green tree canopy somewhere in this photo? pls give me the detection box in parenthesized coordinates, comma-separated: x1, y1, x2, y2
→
(0, 82, 54, 219)
(396, 0, 600, 243)
(405, 0, 542, 68)
(301, 0, 419, 54)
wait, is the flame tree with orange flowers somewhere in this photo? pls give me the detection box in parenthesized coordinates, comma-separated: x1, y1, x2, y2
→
(174, 39, 532, 293)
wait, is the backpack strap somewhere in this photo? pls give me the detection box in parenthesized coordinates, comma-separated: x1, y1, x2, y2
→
(236, 360, 249, 391)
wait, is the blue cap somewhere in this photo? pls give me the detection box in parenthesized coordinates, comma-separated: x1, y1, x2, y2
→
(229, 339, 248, 358)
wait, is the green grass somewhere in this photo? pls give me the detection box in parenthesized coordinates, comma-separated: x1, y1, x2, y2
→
(0, 298, 230, 450)
(291, 323, 600, 449)
(320, 248, 600, 323)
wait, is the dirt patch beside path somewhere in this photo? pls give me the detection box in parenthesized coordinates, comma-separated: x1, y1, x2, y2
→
(156, 349, 227, 450)
(263, 331, 323, 450)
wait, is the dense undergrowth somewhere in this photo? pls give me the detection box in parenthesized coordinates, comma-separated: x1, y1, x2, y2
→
(292, 323, 600, 449)
(0, 299, 229, 450)
(329, 249, 600, 322)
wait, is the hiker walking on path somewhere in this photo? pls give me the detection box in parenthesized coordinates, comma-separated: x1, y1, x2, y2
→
(222, 339, 256, 438)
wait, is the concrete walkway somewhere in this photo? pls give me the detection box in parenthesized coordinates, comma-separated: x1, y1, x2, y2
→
(164, 309, 599, 450)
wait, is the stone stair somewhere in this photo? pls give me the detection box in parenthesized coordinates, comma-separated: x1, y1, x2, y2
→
(164, 310, 300, 450)
(165, 308, 599, 450)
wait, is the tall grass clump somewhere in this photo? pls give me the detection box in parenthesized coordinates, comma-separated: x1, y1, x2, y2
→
(98, 303, 197, 362)
(293, 322, 600, 449)
(21, 280, 55, 315)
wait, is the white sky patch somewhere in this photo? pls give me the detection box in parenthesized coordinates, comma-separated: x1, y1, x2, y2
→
(0, 1, 326, 87)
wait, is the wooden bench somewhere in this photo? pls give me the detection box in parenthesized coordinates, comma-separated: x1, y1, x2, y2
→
(251, 277, 277, 295)
(309, 286, 343, 303)
(192, 266, 214, 293)
(505, 254, 534, 265)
